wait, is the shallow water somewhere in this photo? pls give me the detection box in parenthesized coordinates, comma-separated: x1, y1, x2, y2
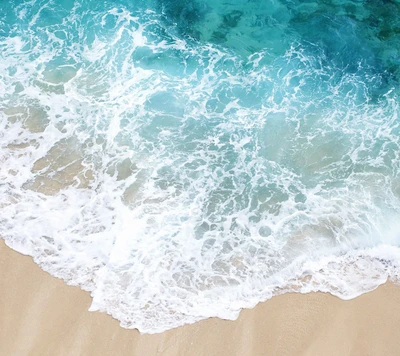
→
(1, 0, 400, 333)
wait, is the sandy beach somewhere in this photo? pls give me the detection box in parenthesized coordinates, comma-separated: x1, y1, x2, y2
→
(2, 1, 400, 355)
(1, 239, 400, 356)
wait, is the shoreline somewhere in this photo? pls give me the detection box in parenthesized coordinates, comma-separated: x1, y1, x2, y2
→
(2, 238, 400, 356)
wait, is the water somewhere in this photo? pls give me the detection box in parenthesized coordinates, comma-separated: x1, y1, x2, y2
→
(1, 0, 400, 333)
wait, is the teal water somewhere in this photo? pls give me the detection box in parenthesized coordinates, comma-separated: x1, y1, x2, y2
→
(1, 0, 400, 333)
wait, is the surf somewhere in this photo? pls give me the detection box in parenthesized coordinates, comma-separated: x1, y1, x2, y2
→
(1, 0, 400, 333)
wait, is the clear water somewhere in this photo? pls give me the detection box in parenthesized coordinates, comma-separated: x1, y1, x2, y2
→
(1, 0, 400, 333)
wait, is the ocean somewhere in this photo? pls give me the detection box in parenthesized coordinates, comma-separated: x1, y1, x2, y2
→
(1, 0, 400, 333)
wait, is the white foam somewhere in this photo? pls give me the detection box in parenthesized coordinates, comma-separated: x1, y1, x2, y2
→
(1, 3, 400, 334)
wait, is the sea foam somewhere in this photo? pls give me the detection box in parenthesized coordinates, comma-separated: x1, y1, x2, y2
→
(1, 0, 400, 333)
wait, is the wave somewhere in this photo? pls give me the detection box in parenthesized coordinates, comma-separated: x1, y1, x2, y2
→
(1, 0, 400, 333)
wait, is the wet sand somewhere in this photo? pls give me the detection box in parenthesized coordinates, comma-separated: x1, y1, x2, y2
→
(1, 239, 400, 356)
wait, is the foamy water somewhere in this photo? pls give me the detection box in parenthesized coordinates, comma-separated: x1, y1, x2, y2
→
(1, 0, 400, 333)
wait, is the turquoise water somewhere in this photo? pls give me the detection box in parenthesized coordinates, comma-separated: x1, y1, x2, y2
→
(1, 0, 400, 333)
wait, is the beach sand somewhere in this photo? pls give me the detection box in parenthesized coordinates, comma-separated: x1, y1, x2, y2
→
(1, 239, 400, 356)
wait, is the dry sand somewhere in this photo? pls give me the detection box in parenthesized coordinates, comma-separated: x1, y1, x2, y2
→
(1, 239, 400, 356)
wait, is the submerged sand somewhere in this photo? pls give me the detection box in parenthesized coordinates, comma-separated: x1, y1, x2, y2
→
(1, 239, 400, 356)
